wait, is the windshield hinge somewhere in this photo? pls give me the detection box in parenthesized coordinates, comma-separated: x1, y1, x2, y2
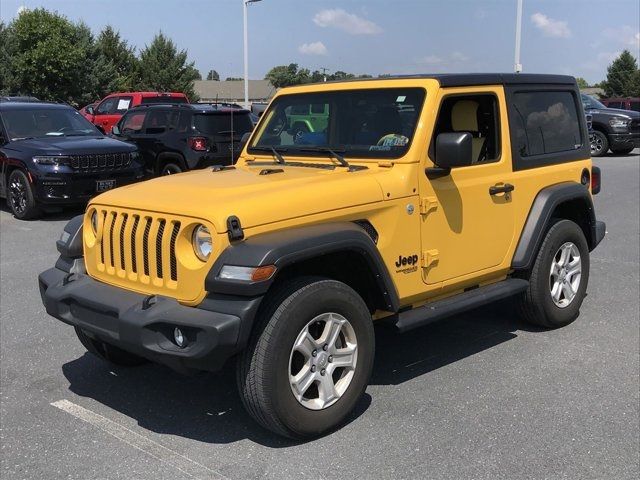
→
(227, 215, 245, 241)
(421, 249, 439, 268)
(419, 197, 438, 215)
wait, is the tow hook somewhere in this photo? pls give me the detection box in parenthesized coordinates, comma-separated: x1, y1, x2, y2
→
(142, 294, 157, 310)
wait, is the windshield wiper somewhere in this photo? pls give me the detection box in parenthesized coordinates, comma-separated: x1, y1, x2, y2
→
(251, 146, 287, 165)
(299, 147, 350, 169)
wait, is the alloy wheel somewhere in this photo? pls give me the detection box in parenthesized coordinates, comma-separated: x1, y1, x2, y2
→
(9, 174, 28, 215)
(549, 242, 582, 308)
(288, 312, 358, 410)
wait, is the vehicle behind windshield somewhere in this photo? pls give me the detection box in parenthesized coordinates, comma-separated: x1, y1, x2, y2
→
(250, 88, 426, 159)
(140, 96, 188, 105)
(2, 107, 99, 140)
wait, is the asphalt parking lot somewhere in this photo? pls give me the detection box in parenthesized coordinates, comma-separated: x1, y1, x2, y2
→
(1, 151, 638, 480)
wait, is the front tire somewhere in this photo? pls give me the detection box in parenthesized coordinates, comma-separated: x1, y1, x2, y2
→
(160, 161, 183, 176)
(75, 327, 148, 367)
(517, 219, 590, 328)
(7, 169, 40, 220)
(237, 277, 374, 439)
(590, 131, 609, 157)
(610, 146, 634, 155)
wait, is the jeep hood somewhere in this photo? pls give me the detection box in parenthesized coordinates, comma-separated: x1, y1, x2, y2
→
(91, 163, 385, 232)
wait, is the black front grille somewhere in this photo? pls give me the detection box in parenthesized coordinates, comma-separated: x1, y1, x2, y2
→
(69, 153, 132, 171)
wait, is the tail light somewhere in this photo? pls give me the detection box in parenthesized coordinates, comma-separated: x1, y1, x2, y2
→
(591, 166, 601, 195)
(188, 137, 208, 151)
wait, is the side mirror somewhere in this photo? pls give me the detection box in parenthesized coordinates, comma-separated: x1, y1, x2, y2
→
(426, 132, 473, 179)
(86, 105, 94, 115)
(240, 132, 252, 150)
(111, 125, 121, 136)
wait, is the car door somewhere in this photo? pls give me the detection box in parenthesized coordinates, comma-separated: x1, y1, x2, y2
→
(418, 86, 516, 287)
(116, 110, 151, 169)
(93, 96, 119, 133)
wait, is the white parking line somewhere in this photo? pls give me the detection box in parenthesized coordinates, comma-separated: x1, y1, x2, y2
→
(51, 399, 228, 480)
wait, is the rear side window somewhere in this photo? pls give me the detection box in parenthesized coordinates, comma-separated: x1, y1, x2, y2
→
(140, 96, 188, 105)
(511, 91, 582, 158)
(193, 113, 253, 137)
(115, 96, 132, 113)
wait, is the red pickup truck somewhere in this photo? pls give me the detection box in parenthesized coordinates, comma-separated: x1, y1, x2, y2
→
(82, 92, 189, 133)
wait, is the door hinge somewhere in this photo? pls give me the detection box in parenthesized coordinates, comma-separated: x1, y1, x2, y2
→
(420, 196, 438, 215)
(422, 249, 439, 268)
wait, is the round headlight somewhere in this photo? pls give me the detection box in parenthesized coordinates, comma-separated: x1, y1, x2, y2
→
(91, 211, 98, 234)
(192, 225, 212, 262)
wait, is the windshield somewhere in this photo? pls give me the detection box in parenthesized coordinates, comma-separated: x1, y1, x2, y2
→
(249, 88, 426, 159)
(581, 94, 606, 110)
(2, 108, 99, 140)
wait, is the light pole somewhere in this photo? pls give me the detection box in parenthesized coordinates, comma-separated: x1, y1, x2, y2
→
(514, 0, 523, 73)
(243, 0, 262, 109)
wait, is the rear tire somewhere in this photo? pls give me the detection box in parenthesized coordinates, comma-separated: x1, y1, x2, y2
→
(236, 277, 374, 439)
(590, 131, 609, 157)
(517, 219, 590, 328)
(159, 161, 183, 176)
(7, 169, 40, 220)
(75, 327, 148, 367)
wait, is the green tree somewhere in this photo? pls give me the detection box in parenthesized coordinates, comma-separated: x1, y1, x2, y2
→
(575, 77, 589, 88)
(0, 22, 11, 93)
(93, 26, 138, 94)
(3, 8, 95, 104)
(207, 70, 220, 81)
(137, 32, 200, 100)
(601, 50, 639, 97)
(265, 64, 310, 88)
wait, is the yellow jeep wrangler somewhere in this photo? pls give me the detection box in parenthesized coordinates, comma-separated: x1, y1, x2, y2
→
(39, 74, 605, 438)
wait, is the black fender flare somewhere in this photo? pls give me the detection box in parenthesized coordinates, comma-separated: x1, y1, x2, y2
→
(511, 182, 599, 270)
(205, 222, 400, 311)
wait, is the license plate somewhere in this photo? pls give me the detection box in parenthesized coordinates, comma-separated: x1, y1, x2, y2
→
(96, 179, 116, 192)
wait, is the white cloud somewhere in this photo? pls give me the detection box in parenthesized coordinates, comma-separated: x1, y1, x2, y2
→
(298, 41, 328, 56)
(17, 5, 28, 15)
(531, 12, 571, 38)
(313, 9, 382, 35)
(420, 55, 443, 65)
(451, 51, 469, 62)
(603, 26, 640, 50)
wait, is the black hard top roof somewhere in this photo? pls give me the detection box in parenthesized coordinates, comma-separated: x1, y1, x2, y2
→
(127, 103, 250, 114)
(320, 73, 576, 87)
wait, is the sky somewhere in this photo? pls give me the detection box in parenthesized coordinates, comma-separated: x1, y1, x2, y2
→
(1, 0, 639, 85)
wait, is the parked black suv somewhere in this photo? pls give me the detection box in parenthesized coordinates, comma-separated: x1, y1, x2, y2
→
(581, 94, 640, 156)
(111, 104, 254, 175)
(0, 102, 145, 219)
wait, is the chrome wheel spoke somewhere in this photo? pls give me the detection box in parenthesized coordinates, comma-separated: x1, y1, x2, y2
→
(317, 373, 338, 406)
(320, 314, 344, 349)
(549, 242, 582, 308)
(330, 345, 357, 369)
(293, 330, 317, 358)
(291, 365, 315, 398)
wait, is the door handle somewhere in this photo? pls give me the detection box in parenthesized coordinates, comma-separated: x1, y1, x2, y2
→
(489, 183, 515, 195)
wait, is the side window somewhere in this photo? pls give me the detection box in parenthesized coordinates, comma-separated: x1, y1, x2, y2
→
(120, 112, 147, 134)
(144, 110, 171, 134)
(607, 101, 622, 109)
(96, 97, 117, 115)
(431, 94, 501, 164)
(511, 91, 582, 158)
(115, 96, 132, 114)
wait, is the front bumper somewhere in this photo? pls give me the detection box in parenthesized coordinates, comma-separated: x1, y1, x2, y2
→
(33, 168, 146, 206)
(608, 132, 640, 149)
(38, 266, 261, 373)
